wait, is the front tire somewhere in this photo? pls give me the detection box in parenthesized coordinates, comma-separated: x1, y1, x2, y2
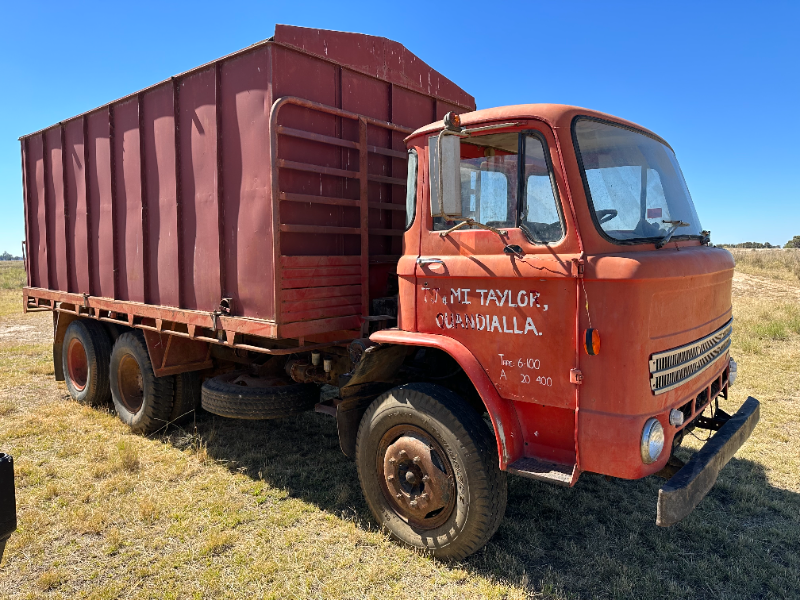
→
(355, 383, 507, 560)
(110, 332, 174, 434)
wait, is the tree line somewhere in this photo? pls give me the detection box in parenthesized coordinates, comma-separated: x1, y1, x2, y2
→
(717, 236, 800, 249)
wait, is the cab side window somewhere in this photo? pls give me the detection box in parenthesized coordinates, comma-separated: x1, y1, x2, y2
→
(431, 132, 564, 243)
(521, 135, 564, 243)
(433, 132, 519, 232)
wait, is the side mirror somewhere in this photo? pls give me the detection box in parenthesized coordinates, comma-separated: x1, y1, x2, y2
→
(428, 133, 462, 218)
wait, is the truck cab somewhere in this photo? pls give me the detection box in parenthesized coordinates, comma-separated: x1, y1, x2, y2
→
(363, 103, 758, 544)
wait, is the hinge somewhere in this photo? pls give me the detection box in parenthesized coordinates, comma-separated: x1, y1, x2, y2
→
(570, 368, 583, 384)
(572, 258, 585, 277)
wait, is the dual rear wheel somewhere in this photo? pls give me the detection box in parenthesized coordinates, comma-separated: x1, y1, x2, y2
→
(62, 321, 200, 434)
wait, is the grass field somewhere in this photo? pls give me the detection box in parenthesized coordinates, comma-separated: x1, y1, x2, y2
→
(0, 257, 798, 599)
(727, 247, 800, 283)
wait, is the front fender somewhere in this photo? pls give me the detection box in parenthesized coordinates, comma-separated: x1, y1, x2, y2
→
(370, 329, 525, 469)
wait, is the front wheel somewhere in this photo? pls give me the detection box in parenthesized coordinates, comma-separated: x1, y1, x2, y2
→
(355, 383, 507, 560)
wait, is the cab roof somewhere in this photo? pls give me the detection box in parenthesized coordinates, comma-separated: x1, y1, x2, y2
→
(406, 103, 669, 148)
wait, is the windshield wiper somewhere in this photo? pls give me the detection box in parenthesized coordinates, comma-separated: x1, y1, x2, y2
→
(655, 220, 690, 249)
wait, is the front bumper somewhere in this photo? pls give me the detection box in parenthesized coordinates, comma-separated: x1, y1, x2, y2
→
(656, 396, 760, 526)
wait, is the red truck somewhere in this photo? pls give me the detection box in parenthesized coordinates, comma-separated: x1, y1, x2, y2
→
(20, 25, 759, 559)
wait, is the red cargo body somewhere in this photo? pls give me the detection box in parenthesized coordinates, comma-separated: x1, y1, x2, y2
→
(21, 25, 474, 346)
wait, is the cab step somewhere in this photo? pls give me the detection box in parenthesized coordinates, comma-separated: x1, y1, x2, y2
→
(507, 457, 576, 486)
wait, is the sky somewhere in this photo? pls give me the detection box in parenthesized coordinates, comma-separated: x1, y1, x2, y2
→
(1, 0, 797, 253)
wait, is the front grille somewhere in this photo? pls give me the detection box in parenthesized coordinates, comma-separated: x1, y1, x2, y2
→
(649, 319, 732, 395)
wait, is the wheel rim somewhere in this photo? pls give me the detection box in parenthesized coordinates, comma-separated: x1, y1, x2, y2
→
(66, 338, 88, 391)
(377, 424, 456, 530)
(117, 354, 144, 414)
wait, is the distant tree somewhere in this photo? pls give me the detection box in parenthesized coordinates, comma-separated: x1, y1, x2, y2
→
(0, 252, 12, 261)
(786, 236, 800, 249)
(730, 242, 779, 249)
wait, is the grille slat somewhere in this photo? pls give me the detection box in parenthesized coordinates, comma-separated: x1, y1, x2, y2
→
(649, 319, 732, 395)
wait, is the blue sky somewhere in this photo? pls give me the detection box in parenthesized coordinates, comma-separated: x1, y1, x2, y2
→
(1, 0, 797, 253)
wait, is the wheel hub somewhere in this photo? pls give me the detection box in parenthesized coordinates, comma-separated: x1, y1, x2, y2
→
(66, 338, 88, 391)
(117, 354, 144, 413)
(381, 429, 454, 527)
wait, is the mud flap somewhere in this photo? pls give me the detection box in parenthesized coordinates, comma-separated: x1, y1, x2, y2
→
(0, 453, 16, 561)
(656, 396, 760, 526)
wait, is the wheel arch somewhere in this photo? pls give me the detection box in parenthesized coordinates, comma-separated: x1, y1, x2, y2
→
(368, 330, 525, 469)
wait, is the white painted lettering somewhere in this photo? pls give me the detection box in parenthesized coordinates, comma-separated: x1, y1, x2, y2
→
(513, 316, 523, 334)
(476, 289, 488, 305)
(490, 315, 501, 332)
(462, 289, 471, 304)
(502, 316, 513, 333)
(487, 290, 498, 306)
(476, 314, 486, 330)
(517, 290, 528, 307)
(524, 317, 539, 335)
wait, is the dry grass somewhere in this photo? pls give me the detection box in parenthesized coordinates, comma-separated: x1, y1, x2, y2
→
(728, 247, 800, 283)
(0, 262, 798, 599)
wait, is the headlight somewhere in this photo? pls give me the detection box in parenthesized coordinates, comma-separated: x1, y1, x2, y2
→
(729, 357, 737, 387)
(641, 418, 665, 464)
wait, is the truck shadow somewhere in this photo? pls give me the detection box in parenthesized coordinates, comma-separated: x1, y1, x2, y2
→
(170, 410, 800, 599)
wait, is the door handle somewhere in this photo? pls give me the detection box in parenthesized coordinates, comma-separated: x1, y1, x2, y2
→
(416, 257, 445, 266)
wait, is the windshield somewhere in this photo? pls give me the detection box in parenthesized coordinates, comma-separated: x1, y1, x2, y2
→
(573, 118, 702, 243)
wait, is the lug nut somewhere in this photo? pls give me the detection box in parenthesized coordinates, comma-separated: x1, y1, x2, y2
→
(422, 475, 430, 481)
(395, 493, 402, 499)
(388, 457, 396, 464)
(387, 475, 394, 481)
(413, 456, 421, 464)
(398, 450, 408, 458)
(409, 500, 418, 508)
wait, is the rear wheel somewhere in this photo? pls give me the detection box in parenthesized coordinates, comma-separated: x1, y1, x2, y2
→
(355, 382, 507, 560)
(62, 320, 112, 406)
(171, 371, 202, 425)
(110, 332, 174, 434)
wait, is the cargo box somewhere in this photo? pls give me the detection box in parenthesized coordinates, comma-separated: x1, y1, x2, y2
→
(21, 25, 474, 340)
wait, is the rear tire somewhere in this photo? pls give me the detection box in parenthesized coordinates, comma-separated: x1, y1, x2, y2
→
(62, 319, 112, 407)
(355, 382, 506, 560)
(171, 371, 202, 425)
(201, 371, 318, 420)
(110, 332, 174, 434)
